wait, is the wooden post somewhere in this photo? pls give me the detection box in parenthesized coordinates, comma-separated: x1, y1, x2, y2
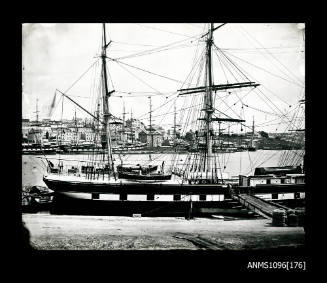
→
(186, 195, 193, 219)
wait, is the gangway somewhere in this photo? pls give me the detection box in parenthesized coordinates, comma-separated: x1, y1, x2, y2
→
(232, 194, 287, 219)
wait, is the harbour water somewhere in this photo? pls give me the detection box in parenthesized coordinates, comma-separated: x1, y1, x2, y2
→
(22, 150, 303, 187)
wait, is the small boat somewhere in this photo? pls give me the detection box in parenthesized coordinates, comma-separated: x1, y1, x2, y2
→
(117, 164, 158, 174)
(254, 166, 302, 176)
(117, 161, 169, 180)
(22, 185, 54, 211)
(117, 171, 172, 180)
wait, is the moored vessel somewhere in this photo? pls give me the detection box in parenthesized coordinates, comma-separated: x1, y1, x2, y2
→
(41, 23, 305, 215)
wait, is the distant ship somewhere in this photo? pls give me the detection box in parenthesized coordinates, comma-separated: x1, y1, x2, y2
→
(22, 102, 56, 155)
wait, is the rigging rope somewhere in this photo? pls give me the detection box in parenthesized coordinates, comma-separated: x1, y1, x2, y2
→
(238, 25, 304, 86)
(136, 24, 198, 39)
(222, 49, 303, 88)
(108, 58, 186, 84)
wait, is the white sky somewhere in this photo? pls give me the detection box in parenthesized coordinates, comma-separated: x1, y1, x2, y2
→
(22, 23, 305, 133)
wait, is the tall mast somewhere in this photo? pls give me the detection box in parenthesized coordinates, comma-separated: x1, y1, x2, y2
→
(177, 23, 257, 181)
(101, 23, 115, 176)
(205, 23, 214, 175)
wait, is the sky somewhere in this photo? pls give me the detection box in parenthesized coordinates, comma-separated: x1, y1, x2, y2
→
(22, 23, 305, 134)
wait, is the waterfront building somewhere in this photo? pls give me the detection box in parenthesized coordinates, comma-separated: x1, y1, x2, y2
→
(146, 130, 164, 147)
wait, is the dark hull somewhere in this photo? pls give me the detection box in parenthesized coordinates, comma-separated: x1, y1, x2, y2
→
(43, 176, 304, 216)
(43, 176, 228, 195)
(43, 176, 305, 195)
(22, 149, 57, 155)
(49, 192, 254, 217)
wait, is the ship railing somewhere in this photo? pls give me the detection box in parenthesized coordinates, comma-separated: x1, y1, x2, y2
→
(47, 163, 114, 180)
(186, 178, 226, 185)
(46, 164, 79, 175)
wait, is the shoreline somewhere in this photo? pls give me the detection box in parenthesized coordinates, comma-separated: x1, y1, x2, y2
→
(22, 148, 304, 156)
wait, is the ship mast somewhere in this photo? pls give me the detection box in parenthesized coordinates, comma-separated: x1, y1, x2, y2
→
(205, 23, 214, 175)
(101, 23, 115, 177)
(173, 101, 177, 142)
(178, 23, 259, 181)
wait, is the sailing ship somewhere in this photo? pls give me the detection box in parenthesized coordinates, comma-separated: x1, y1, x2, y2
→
(42, 23, 305, 216)
(239, 98, 305, 202)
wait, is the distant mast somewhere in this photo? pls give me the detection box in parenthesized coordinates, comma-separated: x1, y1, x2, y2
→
(33, 98, 41, 143)
(34, 98, 39, 125)
(130, 108, 134, 144)
(122, 101, 125, 144)
(74, 109, 79, 145)
(251, 116, 254, 148)
(148, 96, 153, 148)
(121, 100, 128, 145)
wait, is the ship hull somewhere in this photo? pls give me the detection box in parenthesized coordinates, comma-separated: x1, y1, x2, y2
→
(43, 175, 229, 194)
(43, 175, 305, 216)
(43, 175, 234, 216)
(50, 193, 249, 217)
(43, 175, 305, 198)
